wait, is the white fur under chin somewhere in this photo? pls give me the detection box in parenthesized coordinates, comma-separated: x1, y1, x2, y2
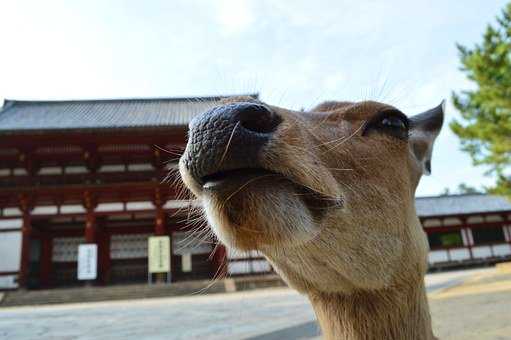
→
(202, 197, 238, 247)
(201, 189, 321, 251)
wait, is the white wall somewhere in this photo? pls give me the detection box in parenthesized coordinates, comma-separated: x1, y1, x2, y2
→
(0, 231, 22, 289)
(0, 232, 22, 272)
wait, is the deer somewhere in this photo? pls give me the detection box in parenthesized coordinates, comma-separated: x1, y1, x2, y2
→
(178, 95, 444, 340)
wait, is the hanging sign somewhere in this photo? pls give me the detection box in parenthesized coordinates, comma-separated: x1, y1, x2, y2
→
(148, 236, 171, 273)
(77, 244, 97, 280)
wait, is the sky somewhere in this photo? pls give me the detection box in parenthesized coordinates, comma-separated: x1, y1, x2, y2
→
(0, 0, 508, 196)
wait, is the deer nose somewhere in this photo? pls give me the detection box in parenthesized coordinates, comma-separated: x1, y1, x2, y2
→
(183, 102, 281, 184)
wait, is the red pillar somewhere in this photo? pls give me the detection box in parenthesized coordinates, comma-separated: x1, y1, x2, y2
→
(212, 244, 228, 279)
(39, 236, 53, 288)
(98, 231, 111, 285)
(83, 191, 98, 284)
(155, 208, 166, 236)
(85, 211, 97, 243)
(18, 213, 32, 288)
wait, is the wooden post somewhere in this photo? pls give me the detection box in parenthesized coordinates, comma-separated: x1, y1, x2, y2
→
(85, 212, 97, 243)
(83, 191, 97, 285)
(18, 195, 33, 289)
(18, 213, 32, 288)
(155, 209, 166, 236)
(39, 236, 53, 288)
(84, 191, 97, 244)
(98, 230, 111, 285)
(154, 186, 167, 236)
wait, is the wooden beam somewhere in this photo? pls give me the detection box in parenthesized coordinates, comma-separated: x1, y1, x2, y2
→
(0, 128, 187, 148)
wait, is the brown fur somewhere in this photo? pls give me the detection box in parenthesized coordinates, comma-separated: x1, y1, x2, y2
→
(179, 97, 441, 340)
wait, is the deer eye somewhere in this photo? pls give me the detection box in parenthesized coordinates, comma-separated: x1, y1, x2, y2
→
(363, 109, 409, 140)
(381, 116, 406, 129)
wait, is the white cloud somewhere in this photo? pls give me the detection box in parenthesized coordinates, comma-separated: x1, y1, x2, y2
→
(212, 0, 256, 35)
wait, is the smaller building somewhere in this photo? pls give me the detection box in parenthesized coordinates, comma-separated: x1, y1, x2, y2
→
(417, 194, 511, 268)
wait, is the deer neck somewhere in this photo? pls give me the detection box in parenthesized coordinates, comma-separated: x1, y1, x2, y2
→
(308, 280, 435, 340)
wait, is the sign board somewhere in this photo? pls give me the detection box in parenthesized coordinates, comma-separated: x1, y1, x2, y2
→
(77, 244, 97, 280)
(181, 253, 192, 272)
(148, 236, 171, 273)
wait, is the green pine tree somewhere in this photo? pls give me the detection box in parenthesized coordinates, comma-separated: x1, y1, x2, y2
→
(451, 3, 511, 197)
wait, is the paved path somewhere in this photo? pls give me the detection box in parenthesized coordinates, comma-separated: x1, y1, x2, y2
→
(0, 268, 507, 340)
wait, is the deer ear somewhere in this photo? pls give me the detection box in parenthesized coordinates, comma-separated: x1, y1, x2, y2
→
(408, 101, 445, 175)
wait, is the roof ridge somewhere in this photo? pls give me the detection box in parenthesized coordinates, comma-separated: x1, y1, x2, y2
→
(416, 193, 487, 199)
(0, 93, 260, 133)
(3, 93, 259, 106)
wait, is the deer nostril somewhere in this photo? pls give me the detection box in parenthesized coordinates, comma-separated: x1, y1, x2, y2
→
(238, 104, 281, 134)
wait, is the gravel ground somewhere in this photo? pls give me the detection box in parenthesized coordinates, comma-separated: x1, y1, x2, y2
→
(0, 267, 509, 340)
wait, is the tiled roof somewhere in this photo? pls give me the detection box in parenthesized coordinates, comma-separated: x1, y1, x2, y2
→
(416, 194, 511, 217)
(0, 94, 257, 133)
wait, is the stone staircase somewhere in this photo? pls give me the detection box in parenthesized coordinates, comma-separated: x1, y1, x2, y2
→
(0, 275, 285, 307)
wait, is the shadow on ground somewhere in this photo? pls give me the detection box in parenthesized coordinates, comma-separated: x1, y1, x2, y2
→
(246, 321, 320, 340)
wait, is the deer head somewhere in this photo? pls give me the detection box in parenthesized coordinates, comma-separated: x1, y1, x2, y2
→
(179, 96, 443, 339)
(179, 97, 443, 339)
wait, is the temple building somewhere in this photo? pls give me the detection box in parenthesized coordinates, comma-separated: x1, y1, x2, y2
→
(0, 96, 510, 290)
(417, 194, 511, 268)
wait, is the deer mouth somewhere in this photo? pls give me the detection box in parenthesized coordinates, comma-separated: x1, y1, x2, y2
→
(201, 167, 280, 190)
(200, 166, 343, 220)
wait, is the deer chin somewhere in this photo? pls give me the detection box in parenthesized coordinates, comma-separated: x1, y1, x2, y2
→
(199, 172, 335, 252)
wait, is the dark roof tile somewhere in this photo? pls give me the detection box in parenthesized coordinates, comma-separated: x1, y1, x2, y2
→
(0, 94, 258, 132)
(416, 194, 511, 217)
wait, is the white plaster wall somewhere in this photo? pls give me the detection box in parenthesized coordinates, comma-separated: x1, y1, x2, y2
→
(12, 168, 27, 176)
(0, 231, 22, 272)
(228, 261, 253, 274)
(252, 260, 271, 272)
(493, 244, 511, 257)
(98, 164, 125, 173)
(449, 248, 470, 261)
(0, 219, 22, 230)
(428, 250, 448, 264)
(422, 219, 442, 228)
(32, 206, 58, 215)
(64, 166, 88, 174)
(228, 250, 263, 259)
(163, 200, 192, 209)
(472, 246, 492, 259)
(228, 259, 271, 274)
(443, 217, 462, 226)
(485, 214, 504, 222)
(38, 166, 63, 175)
(126, 201, 153, 211)
(0, 275, 17, 289)
(60, 205, 86, 214)
(3, 208, 22, 217)
(127, 163, 154, 171)
(96, 203, 124, 212)
(467, 215, 484, 224)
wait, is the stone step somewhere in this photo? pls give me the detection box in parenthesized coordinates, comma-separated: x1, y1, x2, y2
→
(0, 275, 285, 307)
